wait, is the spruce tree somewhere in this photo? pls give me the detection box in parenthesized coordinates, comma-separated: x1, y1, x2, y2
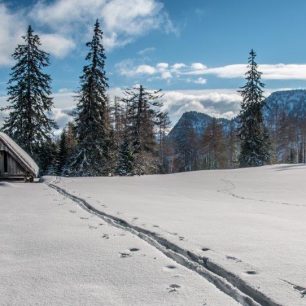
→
(174, 118, 199, 171)
(2, 25, 56, 160)
(57, 128, 69, 175)
(157, 111, 171, 173)
(68, 20, 112, 176)
(238, 49, 270, 167)
(202, 118, 227, 169)
(116, 132, 134, 176)
(120, 85, 165, 175)
(65, 121, 77, 155)
(39, 140, 58, 175)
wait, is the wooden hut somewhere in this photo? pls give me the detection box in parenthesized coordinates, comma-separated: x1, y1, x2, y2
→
(0, 132, 39, 181)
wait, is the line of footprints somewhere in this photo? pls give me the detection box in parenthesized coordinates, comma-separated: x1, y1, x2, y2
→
(61, 196, 258, 294)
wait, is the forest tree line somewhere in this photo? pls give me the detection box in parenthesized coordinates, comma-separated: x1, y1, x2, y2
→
(0, 20, 299, 176)
(0, 21, 170, 176)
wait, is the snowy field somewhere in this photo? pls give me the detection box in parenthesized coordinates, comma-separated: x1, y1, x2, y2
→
(0, 180, 237, 305)
(51, 165, 306, 306)
(1, 165, 306, 305)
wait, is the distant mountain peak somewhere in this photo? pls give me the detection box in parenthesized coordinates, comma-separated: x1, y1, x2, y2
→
(168, 111, 231, 139)
(169, 89, 306, 140)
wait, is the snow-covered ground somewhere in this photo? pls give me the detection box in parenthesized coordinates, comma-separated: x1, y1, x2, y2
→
(0, 180, 238, 306)
(52, 164, 306, 306)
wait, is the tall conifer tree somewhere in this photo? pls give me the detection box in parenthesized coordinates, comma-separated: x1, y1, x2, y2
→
(57, 128, 69, 175)
(238, 49, 270, 167)
(68, 20, 112, 176)
(118, 85, 166, 175)
(2, 25, 55, 159)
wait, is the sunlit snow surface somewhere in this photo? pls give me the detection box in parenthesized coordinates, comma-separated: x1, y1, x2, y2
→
(0, 180, 237, 305)
(53, 164, 306, 305)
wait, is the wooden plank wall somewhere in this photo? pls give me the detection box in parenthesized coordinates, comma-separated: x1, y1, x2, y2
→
(0, 139, 26, 177)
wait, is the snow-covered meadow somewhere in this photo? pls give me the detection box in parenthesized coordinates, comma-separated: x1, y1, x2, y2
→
(0, 179, 237, 305)
(1, 164, 306, 305)
(52, 165, 306, 305)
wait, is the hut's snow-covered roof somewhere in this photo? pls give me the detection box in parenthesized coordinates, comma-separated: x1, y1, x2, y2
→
(0, 132, 39, 177)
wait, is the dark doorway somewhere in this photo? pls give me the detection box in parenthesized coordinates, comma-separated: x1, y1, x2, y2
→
(4, 151, 8, 173)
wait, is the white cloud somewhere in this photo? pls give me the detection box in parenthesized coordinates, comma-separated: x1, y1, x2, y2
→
(160, 71, 172, 80)
(117, 61, 174, 80)
(31, 0, 177, 50)
(51, 107, 74, 131)
(184, 63, 306, 80)
(0, 3, 77, 65)
(156, 62, 172, 80)
(31, 0, 104, 30)
(101, 0, 166, 48)
(157, 62, 169, 69)
(172, 63, 186, 71)
(136, 65, 156, 75)
(0, 0, 176, 65)
(40, 34, 76, 58)
(193, 77, 207, 85)
(0, 4, 24, 66)
(162, 89, 242, 124)
(118, 60, 306, 82)
(138, 47, 155, 56)
(190, 62, 207, 71)
(257, 64, 306, 80)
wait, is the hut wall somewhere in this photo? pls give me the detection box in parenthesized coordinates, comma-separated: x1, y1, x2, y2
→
(0, 151, 3, 174)
(0, 140, 26, 178)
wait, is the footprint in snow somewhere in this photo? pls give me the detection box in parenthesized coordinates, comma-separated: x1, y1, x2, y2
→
(245, 270, 257, 275)
(153, 225, 159, 228)
(179, 236, 184, 241)
(119, 252, 131, 258)
(168, 284, 181, 293)
(201, 247, 210, 252)
(129, 248, 140, 252)
(226, 255, 242, 263)
(88, 225, 97, 230)
(80, 217, 89, 220)
(69, 210, 76, 214)
(163, 265, 177, 272)
(102, 234, 109, 239)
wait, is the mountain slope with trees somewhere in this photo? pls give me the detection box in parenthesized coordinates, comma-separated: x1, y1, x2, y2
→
(168, 89, 306, 172)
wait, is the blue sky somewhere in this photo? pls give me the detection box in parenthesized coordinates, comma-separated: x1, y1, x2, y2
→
(1, 0, 306, 127)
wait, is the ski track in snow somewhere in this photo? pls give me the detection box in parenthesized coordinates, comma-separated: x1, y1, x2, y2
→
(47, 179, 281, 306)
(218, 178, 306, 208)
